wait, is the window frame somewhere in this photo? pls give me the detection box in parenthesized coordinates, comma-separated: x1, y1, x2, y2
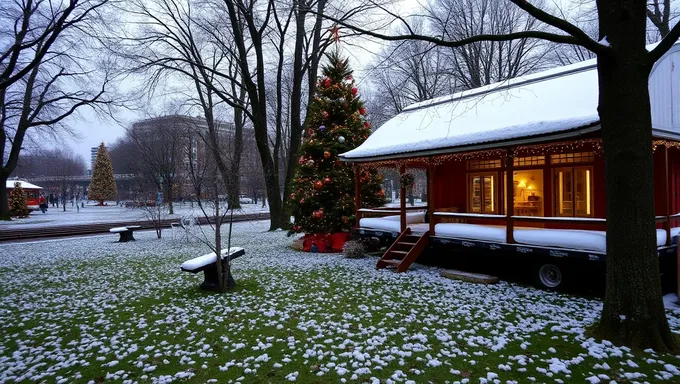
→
(552, 165, 594, 218)
(467, 171, 500, 214)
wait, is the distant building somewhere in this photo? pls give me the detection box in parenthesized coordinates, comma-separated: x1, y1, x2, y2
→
(90, 146, 99, 172)
(129, 115, 258, 200)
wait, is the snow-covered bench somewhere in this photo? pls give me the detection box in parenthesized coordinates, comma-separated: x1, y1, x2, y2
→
(109, 225, 141, 242)
(180, 247, 245, 290)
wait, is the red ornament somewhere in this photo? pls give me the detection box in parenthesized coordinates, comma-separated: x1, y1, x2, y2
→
(293, 225, 301, 232)
(313, 209, 325, 219)
(314, 180, 323, 190)
(298, 156, 304, 164)
(324, 78, 331, 87)
(300, 198, 305, 204)
(323, 151, 331, 158)
(378, 190, 385, 198)
(345, 75, 353, 81)
(324, 177, 331, 184)
(359, 107, 366, 115)
(322, 111, 329, 119)
(308, 128, 314, 135)
(351, 87, 358, 95)
(364, 121, 371, 129)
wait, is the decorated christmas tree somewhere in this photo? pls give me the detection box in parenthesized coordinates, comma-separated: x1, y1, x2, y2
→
(289, 51, 386, 238)
(88, 142, 117, 205)
(9, 182, 29, 218)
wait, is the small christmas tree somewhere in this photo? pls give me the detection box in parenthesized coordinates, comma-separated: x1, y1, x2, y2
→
(9, 182, 29, 218)
(88, 142, 117, 205)
(289, 51, 386, 236)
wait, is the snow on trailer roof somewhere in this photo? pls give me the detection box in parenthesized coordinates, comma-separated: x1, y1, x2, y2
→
(5, 180, 43, 190)
(341, 59, 601, 162)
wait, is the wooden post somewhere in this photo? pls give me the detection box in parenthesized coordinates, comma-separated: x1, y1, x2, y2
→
(400, 164, 406, 232)
(665, 146, 672, 245)
(505, 149, 515, 243)
(677, 235, 680, 300)
(427, 161, 435, 234)
(354, 164, 361, 228)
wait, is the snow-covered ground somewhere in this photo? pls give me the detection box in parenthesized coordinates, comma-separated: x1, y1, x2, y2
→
(1, 221, 680, 383)
(0, 201, 269, 229)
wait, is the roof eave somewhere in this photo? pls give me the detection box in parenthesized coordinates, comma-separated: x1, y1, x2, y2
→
(340, 123, 602, 164)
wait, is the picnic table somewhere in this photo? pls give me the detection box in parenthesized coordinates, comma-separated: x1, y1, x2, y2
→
(109, 225, 141, 242)
(180, 247, 245, 290)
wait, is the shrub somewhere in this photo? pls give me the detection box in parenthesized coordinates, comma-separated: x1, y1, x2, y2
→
(343, 240, 366, 259)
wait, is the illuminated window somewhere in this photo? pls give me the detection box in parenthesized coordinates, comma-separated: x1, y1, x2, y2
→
(468, 159, 502, 170)
(514, 156, 545, 167)
(550, 152, 595, 164)
(554, 167, 593, 217)
(469, 173, 498, 214)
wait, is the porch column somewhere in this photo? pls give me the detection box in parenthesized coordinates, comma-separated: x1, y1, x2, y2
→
(505, 149, 515, 243)
(400, 164, 406, 232)
(354, 164, 361, 228)
(427, 161, 435, 234)
(665, 146, 671, 245)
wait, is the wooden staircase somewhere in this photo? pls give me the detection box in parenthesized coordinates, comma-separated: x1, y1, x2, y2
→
(376, 228, 430, 272)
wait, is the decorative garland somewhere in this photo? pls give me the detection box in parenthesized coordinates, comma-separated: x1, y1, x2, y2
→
(354, 138, 680, 168)
(652, 140, 680, 151)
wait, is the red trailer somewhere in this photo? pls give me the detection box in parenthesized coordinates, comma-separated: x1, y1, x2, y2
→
(342, 42, 680, 289)
(6, 180, 43, 211)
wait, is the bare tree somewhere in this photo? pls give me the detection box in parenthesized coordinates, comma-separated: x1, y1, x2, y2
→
(428, 0, 549, 89)
(0, 0, 117, 220)
(128, 116, 187, 214)
(322, 0, 680, 351)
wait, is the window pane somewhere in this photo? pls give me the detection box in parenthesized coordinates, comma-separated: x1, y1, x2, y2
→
(470, 176, 481, 212)
(483, 175, 494, 213)
(554, 169, 573, 217)
(574, 168, 592, 217)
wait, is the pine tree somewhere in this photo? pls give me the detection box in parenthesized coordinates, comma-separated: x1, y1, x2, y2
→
(289, 52, 386, 235)
(88, 142, 117, 205)
(9, 182, 29, 218)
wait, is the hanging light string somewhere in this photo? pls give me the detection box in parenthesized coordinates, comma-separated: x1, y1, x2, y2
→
(353, 138, 612, 169)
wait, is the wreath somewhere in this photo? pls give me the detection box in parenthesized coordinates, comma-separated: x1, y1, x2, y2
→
(400, 173, 415, 189)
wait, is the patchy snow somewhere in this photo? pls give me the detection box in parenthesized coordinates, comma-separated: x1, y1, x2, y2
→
(0, 201, 269, 229)
(1, 220, 680, 383)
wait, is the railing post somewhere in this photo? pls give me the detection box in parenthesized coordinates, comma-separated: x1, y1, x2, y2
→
(354, 164, 361, 229)
(427, 161, 435, 234)
(665, 146, 671, 245)
(505, 149, 515, 243)
(677, 235, 680, 301)
(400, 164, 406, 232)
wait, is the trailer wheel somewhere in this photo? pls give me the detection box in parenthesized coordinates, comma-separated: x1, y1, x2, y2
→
(537, 263, 563, 289)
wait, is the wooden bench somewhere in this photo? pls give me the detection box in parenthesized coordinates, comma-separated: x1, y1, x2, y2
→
(109, 225, 141, 242)
(180, 247, 246, 290)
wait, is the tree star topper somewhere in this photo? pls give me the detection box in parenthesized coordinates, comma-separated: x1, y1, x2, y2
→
(329, 24, 340, 42)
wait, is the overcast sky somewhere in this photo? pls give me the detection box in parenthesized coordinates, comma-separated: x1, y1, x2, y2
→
(54, 0, 426, 168)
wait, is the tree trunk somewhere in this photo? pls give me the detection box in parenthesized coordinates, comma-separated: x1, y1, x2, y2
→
(0, 173, 10, 220)
(214, 191, 226, 293)
(166, 183, 174, 215)
(282, 1, 307, 210)
(594, 0, 678, 352)
(228, 106, 245, 210)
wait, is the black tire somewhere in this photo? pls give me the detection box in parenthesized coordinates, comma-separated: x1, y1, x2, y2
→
(536, 263, 564, 289)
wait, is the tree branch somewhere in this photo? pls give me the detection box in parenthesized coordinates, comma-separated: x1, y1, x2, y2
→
(648, 22, 680, 64)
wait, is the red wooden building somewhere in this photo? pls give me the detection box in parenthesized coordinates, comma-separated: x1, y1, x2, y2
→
(5, 180, 43, 211)
(341, 43, 680, 288)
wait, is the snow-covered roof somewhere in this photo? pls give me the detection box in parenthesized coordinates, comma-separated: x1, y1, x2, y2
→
(6, 180, 42, 190)
(341, 41, 680, 162)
